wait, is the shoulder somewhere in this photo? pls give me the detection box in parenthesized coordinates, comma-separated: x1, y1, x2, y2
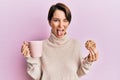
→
(70, 38, 81, 47)
(70, 38, 81, 44)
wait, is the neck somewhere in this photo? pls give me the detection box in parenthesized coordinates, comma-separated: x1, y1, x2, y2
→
(48, 33, 70, 45)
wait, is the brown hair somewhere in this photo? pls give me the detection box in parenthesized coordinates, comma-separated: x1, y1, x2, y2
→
(48, 3, 72, 23)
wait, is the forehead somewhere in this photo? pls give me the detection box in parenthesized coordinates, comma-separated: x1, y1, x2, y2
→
(52, 9, 66, 19)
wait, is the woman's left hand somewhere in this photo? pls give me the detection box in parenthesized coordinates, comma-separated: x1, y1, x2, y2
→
(87, 47, 98, 62)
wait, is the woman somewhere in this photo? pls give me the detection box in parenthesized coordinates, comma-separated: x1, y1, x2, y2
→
(21, 3, 98, 80)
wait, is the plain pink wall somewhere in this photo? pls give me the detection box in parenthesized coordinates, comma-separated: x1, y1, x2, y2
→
(0, 0, 120, 80)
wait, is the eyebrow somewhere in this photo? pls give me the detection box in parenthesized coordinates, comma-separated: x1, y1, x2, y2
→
(52, 17, 67, 20)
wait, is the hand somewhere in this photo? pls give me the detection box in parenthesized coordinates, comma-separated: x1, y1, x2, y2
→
(87, 47, 98, 62)
(85, 40, 98, 62)
(21, 41, 31, 57)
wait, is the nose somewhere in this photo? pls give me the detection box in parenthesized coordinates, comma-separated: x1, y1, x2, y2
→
(59, 21, 64, 28)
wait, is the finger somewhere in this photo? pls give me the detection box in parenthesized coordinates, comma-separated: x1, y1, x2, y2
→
(23, 41, 29, 46)
(95, 53, 98, 61)
(22, 46, 29, 56)
(27, 47, 30, 55)
(21, 44, 27, 53)
(23, 49, 30, 57)
(89, 48, 95, 55)
(26, 47, 30, 56)
(89, 53, 93, 62)
(90, 47, 97, 54)
(87, 53, 93, 62)
(22, 49, 26, 56)
(24, 48, 29, 56)
(21, 41, 30, 51)
(22, 46, 27, 54)
(89, 49, 97, 62)
(21, 45, 24, 53)
(90, 47, 99, 61)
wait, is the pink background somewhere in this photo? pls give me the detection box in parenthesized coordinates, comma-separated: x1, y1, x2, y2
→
(0, 0, 120, 80)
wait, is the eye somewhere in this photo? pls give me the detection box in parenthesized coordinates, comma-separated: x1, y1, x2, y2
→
(63, 19, 68, 22)
(52, 18, 59, 22)
(53, 19, 59, 22)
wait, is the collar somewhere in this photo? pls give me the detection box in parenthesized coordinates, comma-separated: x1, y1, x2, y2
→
(48, 33, 70, 45)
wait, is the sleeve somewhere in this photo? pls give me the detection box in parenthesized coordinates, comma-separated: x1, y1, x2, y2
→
(25, 57, 42, 80)
(77, 57, 92, 77)
(75, 40, 93, 77)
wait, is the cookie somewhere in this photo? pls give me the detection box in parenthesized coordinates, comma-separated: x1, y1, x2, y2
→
(85, 40, 96, 50)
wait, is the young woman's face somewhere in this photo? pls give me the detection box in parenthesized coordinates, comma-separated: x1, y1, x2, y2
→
(49, 9, 69, 38)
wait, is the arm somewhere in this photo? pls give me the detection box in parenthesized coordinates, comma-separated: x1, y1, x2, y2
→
(77, 57, 92, 77)
(76, 40, 98, 77)
(21, 41, 42, 80)
(25, 57, 42, 80)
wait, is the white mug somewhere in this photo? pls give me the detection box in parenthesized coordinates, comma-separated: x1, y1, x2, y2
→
(29, 41, 43, 57)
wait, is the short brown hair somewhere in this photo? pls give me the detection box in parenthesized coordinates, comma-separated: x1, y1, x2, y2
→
(48, 3, 72, 23)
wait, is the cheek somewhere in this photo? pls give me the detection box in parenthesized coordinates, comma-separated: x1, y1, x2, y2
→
(52, 24, 59, 29)
(51, 24, 57, 31)
(64, 24, 69, 30)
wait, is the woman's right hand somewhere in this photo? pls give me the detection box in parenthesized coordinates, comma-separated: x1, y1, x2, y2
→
(21, 41, 31, 57)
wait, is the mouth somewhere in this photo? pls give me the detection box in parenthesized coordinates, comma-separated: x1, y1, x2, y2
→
(57, 29, 64, 37)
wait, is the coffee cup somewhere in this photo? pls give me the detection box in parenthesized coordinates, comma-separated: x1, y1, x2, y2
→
(29, 41, 43, 57)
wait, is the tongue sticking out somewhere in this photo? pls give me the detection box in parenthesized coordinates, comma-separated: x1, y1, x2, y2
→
(57, 30, 63, 36)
